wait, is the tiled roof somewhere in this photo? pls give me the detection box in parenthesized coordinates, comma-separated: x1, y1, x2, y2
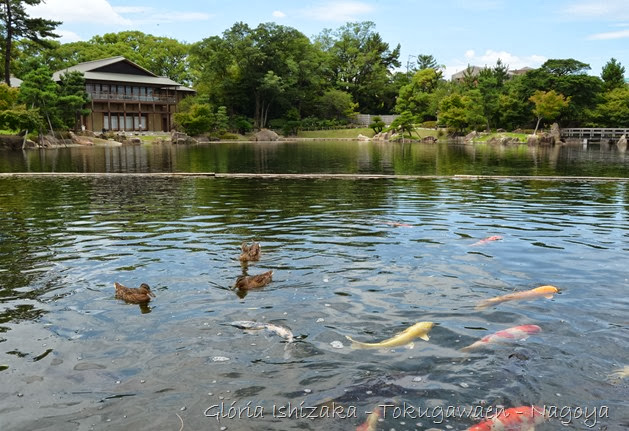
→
(52, 56, 190, 89)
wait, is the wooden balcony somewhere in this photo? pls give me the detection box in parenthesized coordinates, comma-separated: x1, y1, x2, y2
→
(88, 91, 176, 104)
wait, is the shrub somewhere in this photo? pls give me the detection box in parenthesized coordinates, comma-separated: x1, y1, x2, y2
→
(219, 132, 239, 140)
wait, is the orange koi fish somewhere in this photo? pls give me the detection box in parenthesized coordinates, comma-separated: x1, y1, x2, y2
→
(476, 285, 559, 309)
(472, 235, 503, 246)
(381, 220, 414, 228)
(467, 405, 547, 431)
(356, 407, 381, 431)
(461, 324, 541, 352)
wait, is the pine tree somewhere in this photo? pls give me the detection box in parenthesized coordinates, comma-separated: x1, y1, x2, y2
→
(0, 0, 60, 85)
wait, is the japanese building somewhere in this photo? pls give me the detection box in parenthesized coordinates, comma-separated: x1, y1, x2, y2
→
(52, 56, 194, 132)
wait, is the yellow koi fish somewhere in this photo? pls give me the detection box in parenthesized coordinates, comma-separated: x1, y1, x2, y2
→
(346, 321, 434, 349)
(609, 365, 629, 383)
(476, 285, 559, 309)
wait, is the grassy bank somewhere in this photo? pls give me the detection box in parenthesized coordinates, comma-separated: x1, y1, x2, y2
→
(296, 127, 445, 140)
(474, 132, 529, 143)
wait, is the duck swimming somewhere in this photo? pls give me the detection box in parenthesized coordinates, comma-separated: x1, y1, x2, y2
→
(114, 282, 156, 304)
(234, 270, 273, 290)
(239, 241, 261, 262)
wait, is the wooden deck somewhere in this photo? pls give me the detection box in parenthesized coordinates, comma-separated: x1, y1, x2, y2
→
(561, 128, 629, 140)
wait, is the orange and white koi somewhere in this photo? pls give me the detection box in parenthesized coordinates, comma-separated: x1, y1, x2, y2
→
(467, 405, 547, 431)
(356, 407, 381, 431)
(380, 220, 414, 228)
(476, 285, 559, 309)
(472, 235, 503, 246)
(461, 324, 541, 352)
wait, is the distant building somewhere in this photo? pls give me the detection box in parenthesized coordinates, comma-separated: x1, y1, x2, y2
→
(451, 66, 485, 82)
(451, 65, 535, 82)
(52, 56, 195, 132)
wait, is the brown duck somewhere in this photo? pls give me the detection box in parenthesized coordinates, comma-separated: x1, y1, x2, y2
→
(114, 282, 156, 304)
(239, 241, 261, 262)
(234, 270, 273, 290)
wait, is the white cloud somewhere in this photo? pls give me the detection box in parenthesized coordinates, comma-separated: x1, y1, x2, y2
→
(142, 12, 211, 24)
(445, 49, 547, 79)
(588, 29, 629, 40)
(303, 1, 374, 22)
(113, 6, 153, 14)
(564, 0, 629, 21)
(56, 29, 83, 43)
(273, 10, 286, 18)
(27, 0, 131, 25)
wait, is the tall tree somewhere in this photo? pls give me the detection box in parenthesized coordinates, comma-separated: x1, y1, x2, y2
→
(416, 54, 438, 70)
(0, 0, 60, 85)
(529, 90, 570, 134)
(17, 65, 59, 134)
(601, 58, 626, 93)
(317, 21, 400, 113)
(57, 71, 90, 131)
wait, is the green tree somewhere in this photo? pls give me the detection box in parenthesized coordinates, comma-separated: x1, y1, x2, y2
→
(601, 58, 626, 93)
(317, 21, 400, 113)
(174, 102, 213, 136)
(369, 115, 385, 133)
(593, 87, 629, 127)
(395, 68, 440, 121)
(439, 94, 467, 133)
(390, 110, 416, 138)
(0, 0, 60, 85)
(316, 89, 357, 121)
(529, 90, 570, 134)
(17, 65, 59, 134)
(0, 82, 41, 133)
(57, 71, 90, 131)
(416, 54, 438, 70)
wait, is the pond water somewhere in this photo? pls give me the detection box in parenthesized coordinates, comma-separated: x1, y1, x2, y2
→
(1, 174, 628, 431)
(1, 140, 629, 176)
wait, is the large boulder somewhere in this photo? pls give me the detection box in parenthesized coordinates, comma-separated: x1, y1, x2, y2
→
(464, 131, 478, 143)
(550, 122, 561, 143)
(422, 135, 438, 143)
(357, 134, 370, 141)
(527, 134, 539, 146)
(0, 134, 37, 150)
(617, 134, 627, 152)
(254, 129, 279, 141)
(69, 131, 94, 146)
(538, 132, 555, 145)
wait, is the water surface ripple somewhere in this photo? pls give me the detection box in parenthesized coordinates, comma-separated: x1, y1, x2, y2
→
(0, 177, 628, 430)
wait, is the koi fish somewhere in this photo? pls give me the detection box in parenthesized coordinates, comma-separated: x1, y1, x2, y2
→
(472, 235, 503, 246)
(227, 321, 294, 343)
(461, 324, 541, 352)
(346, 321, 434, 349)
(476, 285, 559, 309)
(609, 365, 629, 382)
(356, 407, 381, 431)
(381, 221, 414, 228)
(467, 405, 547, 431)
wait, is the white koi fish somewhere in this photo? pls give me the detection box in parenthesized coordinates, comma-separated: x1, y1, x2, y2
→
(228, 320, 294, 343)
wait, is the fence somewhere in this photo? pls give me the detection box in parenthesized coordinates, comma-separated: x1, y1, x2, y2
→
(352, 114, 400, 127)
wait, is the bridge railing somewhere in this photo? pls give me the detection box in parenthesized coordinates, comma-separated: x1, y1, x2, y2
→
(561, 128, 629, 139)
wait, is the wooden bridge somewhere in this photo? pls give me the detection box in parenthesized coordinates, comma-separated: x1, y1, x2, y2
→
(561, 128, 629, 140)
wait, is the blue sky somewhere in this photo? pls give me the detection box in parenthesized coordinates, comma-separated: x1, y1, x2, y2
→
(28, 0, 629, 79)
